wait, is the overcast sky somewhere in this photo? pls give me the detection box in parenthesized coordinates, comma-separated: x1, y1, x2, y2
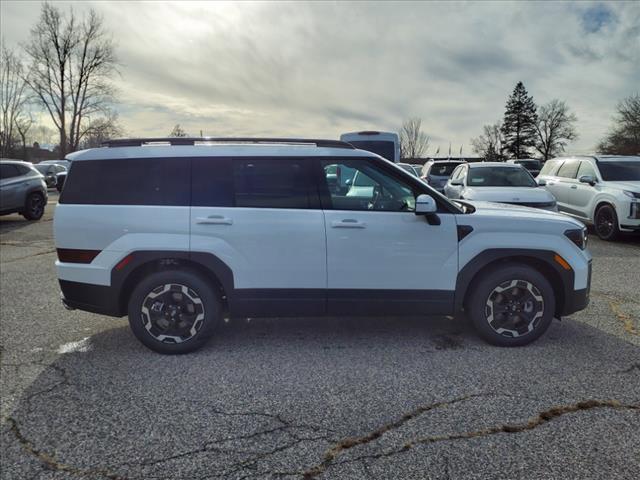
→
(1, 1, 639, 154)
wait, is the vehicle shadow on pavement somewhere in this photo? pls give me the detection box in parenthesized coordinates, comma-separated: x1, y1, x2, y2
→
(3, 317, 640, 480)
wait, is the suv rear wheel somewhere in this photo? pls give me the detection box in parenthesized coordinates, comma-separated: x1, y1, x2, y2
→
(127, 269, 221, 354)
(467, 264, 555, 347)
(22, 192, 45, 220)
(594, 204, 620, 241)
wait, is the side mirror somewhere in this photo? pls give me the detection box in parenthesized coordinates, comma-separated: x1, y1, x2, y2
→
(537, 178, 547, 186)
(415, 194, 437, 214)
(579, 175, 596, 186)
(450, 178, 463, 186)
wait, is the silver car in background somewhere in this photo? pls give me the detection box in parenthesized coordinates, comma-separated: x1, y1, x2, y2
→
(421, 160, 466, 192)
(0, 159, 48, 220)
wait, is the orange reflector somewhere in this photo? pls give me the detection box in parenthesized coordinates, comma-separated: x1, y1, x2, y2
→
(115, 254, 133, 271)
(554, 254, 571, 271)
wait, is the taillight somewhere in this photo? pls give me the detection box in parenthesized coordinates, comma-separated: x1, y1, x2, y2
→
(57, 248, 101, 263)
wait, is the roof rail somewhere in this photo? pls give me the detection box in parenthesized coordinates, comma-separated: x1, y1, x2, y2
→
(101, 137, 355, 149)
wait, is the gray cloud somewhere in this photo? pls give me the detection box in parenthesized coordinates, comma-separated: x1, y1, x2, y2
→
(2, 0, 639, 153)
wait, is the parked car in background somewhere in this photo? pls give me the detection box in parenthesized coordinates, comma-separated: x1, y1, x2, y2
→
(340, 131, 400, 163)
(537, 155, 640, 240)
(421, 160, 466, 192)
(55, 137, 590, 353)
(398, 162, 421, 177)
(507, 158, 542, 177)
(444, 162, 557, 211)
(34, 163, 67, 188)
(38, 159, 71, 170)
(0, 159, 48, 220)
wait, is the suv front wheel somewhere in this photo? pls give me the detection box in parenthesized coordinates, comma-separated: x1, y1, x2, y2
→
(594, 204, 620, 241)
(467, 264, 555, 347)
(128, 269, 221, 354)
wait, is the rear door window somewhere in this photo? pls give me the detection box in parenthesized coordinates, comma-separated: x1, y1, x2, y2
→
(0, 164, 21, 179)
(577, 161, 597, 179)
(232, 158, 314, 209)
(556, 160, 580, 179)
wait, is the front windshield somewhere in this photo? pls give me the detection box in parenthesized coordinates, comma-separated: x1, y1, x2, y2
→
(597, 161, 640, 181)
(468, 167, 537, 187)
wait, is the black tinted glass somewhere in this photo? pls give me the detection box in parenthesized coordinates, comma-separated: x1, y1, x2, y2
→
(0, 164, 20, 179)
(191, 157, 234, 207)
(468, 167, 536, 187)
(233, 158, 311, 209)
(60, 158, 190, 205)
(597, 161, 640, 181)
(348, 141, 395, 162)
(430, 163, 462, 176)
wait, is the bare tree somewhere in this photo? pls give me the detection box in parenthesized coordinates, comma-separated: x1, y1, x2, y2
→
(534, 99, 578, 160)
(471, 122, 504, 161)
(597, 94, 640, 155)
(399, 118, 429, 159)
(23, 3, 117, 157)
(15, 114, 34, 160)
(0, 44, 30, 157)
(79, 111, 124, 149)
(169, 124, 188, 137)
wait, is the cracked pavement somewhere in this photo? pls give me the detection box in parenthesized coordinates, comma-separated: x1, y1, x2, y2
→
(1, 198, 639, 479)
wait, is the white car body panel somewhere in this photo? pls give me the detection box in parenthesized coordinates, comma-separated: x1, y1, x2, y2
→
(457, 201, 591, 289)
(190, 207, 326, 289)
(323, 210, 458, 290)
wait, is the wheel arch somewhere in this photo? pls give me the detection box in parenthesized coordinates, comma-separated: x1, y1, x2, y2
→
(456, 249, 571, 318)
(113, 251, 234, 316)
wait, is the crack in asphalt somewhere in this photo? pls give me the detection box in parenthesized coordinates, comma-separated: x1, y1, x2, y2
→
(617, 362, 640, 374)
(301, 398, 640, 479)
(592, 291, 639, 337)
(1, 249, 56, 264)
(7, 417, 128, 480)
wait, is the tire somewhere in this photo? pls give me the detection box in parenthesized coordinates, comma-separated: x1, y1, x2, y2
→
(127, 269, 221, 354)
(467, 264, 556, 347)
(594, 204, 620, 241)
(22, 192, 46, 221)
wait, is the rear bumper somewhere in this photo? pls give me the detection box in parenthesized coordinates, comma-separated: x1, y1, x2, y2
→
(59, 279, 123, 317)
(561, 260, 591, 316)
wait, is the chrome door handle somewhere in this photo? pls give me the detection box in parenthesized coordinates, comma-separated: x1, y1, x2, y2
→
(331, 219, 366, 228)
(196, 215, 233, 225)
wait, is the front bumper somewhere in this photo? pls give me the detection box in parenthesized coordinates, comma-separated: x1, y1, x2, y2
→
(561, 260, 592, 316)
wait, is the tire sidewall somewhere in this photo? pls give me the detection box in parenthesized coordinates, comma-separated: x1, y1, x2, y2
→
(128, 269, 220, 354)
(595, 204, 619, 241)
(22, 193, 45, 220)
(468, 264, 556, 347)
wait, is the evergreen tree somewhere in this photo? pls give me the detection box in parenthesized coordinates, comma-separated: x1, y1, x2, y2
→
(500, 82, 538, 158)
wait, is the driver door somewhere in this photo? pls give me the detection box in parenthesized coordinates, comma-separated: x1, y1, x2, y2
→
(318, 158, 459, 316)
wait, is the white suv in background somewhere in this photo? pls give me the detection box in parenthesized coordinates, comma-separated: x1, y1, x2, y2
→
(537, 155, 640, 240)
(54, 137, 591, 354)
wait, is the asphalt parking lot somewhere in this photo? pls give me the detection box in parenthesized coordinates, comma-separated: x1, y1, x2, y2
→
(1, 195, 639, 480)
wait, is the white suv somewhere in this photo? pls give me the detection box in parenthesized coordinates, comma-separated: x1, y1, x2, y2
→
(537, 155, 640, 240)
(54, 138, 592, 354)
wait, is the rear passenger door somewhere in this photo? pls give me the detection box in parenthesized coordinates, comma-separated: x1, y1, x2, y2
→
(190, 157, 327, 316)
(0, 164, 22, 210)
(552, 159, 580, 212)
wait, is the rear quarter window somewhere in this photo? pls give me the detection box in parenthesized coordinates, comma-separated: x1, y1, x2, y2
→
(60, 158, 190, 206)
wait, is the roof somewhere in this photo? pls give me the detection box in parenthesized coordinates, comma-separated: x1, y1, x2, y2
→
(467, 162, 522, 168)
(67, 142, 378, 162)
(0, 159, 31, 166)
(427, 159, 467, 164)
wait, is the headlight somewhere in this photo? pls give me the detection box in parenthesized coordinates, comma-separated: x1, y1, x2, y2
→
(564, 228, 588, 250)
(623, 190, 640, 199)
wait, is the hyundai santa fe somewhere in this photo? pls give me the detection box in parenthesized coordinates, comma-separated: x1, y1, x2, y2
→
(54, 137, 592, 354)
